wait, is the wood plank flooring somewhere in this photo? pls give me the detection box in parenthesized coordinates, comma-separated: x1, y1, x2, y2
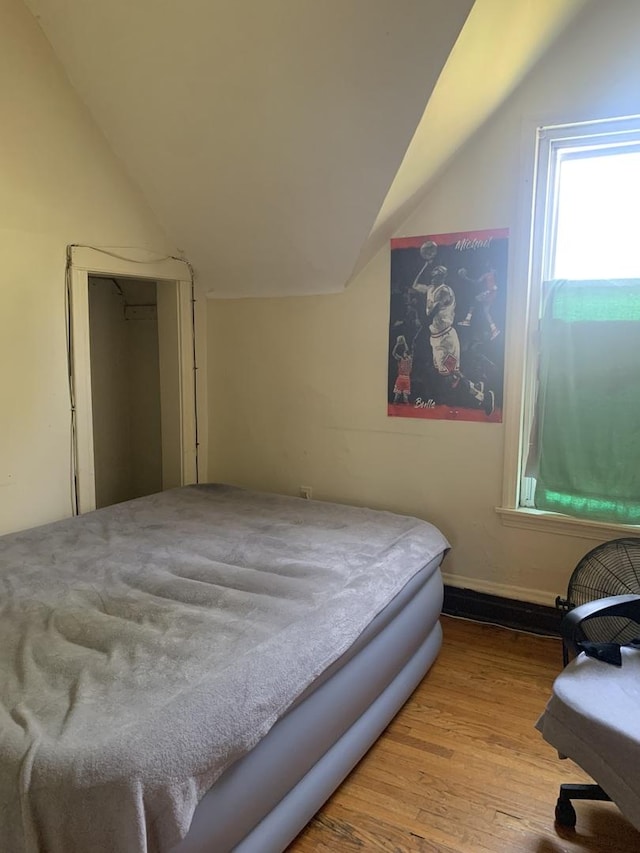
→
(288, 615, 640, 853)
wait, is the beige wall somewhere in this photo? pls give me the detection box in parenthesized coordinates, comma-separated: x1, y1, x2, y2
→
(88, 278, 132, 507)
(0, 0, 171, 534)
(88, 278, 163, 508)
(207, 0, 640, 604)
(127, 287, 163, 502)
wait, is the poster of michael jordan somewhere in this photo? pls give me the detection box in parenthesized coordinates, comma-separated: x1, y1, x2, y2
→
(388, 228, 508, 422)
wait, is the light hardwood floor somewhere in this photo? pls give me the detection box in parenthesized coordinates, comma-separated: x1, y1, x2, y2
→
(288, 615, 640, 853)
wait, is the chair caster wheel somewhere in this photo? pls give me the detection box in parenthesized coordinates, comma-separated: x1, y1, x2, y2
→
(555, 797, 577, 829)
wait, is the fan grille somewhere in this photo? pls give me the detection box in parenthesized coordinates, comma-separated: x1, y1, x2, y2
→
(567, 537, 640, 645)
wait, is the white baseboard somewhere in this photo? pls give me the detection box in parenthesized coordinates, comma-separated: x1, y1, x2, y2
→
(441, 572, 556, 608)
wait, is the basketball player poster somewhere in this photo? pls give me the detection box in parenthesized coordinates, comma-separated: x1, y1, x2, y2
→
(388, 228, 508, 422)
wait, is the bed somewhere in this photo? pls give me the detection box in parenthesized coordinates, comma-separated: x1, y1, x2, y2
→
(0, 484, 449, 852)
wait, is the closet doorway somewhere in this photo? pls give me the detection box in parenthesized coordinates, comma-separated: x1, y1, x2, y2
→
(69, 249, 198, 514)
(88, 276, 164, 508)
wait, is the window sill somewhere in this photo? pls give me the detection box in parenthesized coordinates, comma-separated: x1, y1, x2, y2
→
(495, 506, 640, 541)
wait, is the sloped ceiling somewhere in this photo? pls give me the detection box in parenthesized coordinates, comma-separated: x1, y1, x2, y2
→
(25, 0, 589, 297)
(356, 0, 592, 279)
(24, 0, 473, 296)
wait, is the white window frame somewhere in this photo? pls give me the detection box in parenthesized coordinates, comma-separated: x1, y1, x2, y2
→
(497, 115, 640, 541)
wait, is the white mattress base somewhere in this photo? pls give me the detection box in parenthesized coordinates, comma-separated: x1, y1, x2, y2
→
(175, 558, 443, 852)
(237, 625, 442, 853)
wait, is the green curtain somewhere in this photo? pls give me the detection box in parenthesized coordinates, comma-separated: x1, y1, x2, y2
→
(533, 279, 640, 524)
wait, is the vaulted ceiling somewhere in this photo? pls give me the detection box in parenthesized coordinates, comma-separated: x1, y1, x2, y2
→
(25, 0, 589, 297)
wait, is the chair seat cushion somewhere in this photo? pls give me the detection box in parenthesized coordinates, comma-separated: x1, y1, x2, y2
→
(536, 647, 640, 830)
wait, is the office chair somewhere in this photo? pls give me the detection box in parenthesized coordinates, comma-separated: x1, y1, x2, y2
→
(542, 538, 640, 829)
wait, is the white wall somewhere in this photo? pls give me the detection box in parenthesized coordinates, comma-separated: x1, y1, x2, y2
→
(0, 0, 172, 533)
(207, 0, 640, 604)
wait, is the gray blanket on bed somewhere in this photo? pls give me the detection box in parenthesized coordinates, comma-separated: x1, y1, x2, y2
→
(0, 484, 448, 852)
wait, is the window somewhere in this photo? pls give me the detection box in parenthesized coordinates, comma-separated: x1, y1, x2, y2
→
(510, 116, 640, 530)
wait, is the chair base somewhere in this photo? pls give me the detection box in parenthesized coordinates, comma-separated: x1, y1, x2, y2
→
(555, 783, 611, 828)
